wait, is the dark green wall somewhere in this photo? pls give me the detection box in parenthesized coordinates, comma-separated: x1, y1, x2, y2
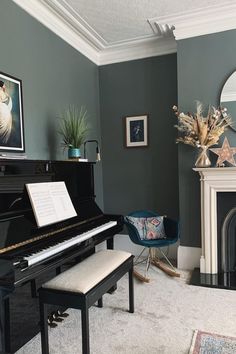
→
(99, 55, 179, 219)
(6, 0, 236, 242)
(0, 0, 103, 206)
(177, 29, 236, 247)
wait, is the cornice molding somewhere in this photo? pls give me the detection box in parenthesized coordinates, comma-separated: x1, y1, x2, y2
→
(42, 0, 107, 50)
(12, 0, 176, 65)
(13, 0, 236, 65)
(149, 2, 236, 41)
(99, 37, 177, 65)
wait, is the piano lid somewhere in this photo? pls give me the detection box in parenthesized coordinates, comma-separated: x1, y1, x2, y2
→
(0, 160, 103, 255)
(0, 198, 104, 256)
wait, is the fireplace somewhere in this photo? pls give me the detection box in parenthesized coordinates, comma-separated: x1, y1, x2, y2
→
(217, 192, 236, 275)
(191, 167, 236, 290)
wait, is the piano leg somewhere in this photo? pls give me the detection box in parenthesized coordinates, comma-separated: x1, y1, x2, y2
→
(106, 238, 114, 250)
(30, 279, 37, 298)
(56, 267, 61, 275)
(0, 292, 10, 353)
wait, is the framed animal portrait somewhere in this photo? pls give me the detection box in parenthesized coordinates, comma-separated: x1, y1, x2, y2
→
(0, 72, 25, 152)
(125, 114, 148, 147)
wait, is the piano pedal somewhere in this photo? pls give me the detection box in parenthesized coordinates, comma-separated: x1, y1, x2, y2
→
(57, 309, 69, 318)
(47, 315, 58, 328)
(52, 311, 63, 322)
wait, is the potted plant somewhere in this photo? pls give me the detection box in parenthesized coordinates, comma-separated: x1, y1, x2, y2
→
(59, 105, 89, 158)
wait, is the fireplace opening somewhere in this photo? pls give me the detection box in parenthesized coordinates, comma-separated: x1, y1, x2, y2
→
(217, 192, 236, 275)
(221, 207, 236, 273)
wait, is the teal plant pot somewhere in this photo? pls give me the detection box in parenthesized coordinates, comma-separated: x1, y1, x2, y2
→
(68, 148, 80, 159)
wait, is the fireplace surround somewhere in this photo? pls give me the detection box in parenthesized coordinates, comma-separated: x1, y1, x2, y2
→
(192, 167, 236, 289)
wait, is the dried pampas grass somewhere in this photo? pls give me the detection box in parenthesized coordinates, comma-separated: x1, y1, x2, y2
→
(173, 101, 232, 148)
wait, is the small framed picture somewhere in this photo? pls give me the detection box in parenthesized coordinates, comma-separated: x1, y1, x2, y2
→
(125, 114, 148, 147)
(0, 72, 25, 152)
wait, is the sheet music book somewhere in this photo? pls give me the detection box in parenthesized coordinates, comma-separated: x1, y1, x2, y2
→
(26, 181, 77, 227)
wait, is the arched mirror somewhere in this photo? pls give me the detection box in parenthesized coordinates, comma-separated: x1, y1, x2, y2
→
(220, 70, 236, 132)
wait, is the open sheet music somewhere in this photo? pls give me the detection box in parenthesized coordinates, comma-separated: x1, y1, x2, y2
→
(26, 181, 77, 227)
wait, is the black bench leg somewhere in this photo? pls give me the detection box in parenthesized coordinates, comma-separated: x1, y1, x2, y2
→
(40, 301, 49, 354)
(129, 268, 134, 313)
(97, 297, 103, 308)
(81, 306, 90, 354)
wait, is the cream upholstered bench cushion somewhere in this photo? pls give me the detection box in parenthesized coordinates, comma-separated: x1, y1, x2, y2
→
(42, 249, 131, 294)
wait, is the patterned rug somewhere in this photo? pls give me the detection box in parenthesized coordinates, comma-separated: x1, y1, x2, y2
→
(189, 330, 236, 354)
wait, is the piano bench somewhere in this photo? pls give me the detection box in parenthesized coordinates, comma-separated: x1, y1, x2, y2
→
(38, 249, 134, 354)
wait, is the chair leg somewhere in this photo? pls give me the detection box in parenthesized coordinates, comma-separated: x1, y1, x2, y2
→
(40, 301, 49, 354)
(135, 247, 147, 265)
(128, 268, 134, 313)
(133, 269, 150, 282)
(152, 248, 180, 277)
(132, 247, 151, 283)
(81, 306, 90, 354)
(145, 249, 151, 278)
(159, 249, 176, 271)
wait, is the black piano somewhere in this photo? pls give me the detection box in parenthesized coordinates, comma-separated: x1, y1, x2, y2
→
(0, 159, 123, 353)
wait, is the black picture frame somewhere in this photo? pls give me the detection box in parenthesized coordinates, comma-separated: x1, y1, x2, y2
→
(0, 72, 25, 152)
(125, 114, 148, 147)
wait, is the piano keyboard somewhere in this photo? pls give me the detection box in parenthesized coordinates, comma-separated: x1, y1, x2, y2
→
(23, 221, 117, 267)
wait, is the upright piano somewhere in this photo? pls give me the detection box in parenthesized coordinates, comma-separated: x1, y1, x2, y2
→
(0, 159, 123, 353)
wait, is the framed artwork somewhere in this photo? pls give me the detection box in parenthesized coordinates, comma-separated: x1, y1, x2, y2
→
(125, 114, 148, 147)
(0, 72, 25, 152)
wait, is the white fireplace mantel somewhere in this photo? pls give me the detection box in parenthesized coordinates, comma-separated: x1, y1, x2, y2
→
(194, 167, 236, 274)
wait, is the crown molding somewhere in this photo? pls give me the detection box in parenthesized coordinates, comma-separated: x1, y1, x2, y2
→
(12, 0, 177, 65)
(12, 0, 236, 65)
(42, 0, 107, 50)
(149, 2, 236, 41)
(13, 0, 236, 65)
(99, 37, 176, 65)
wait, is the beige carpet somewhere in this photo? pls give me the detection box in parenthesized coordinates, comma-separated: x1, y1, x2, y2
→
(16, 266, 236, 354)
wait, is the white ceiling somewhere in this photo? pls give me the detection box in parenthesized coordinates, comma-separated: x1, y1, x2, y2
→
(13, 0, 236, 65)
(55, 0, 229, 43)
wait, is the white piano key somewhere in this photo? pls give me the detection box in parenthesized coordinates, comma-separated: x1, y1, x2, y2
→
(23, 221, 117, 267)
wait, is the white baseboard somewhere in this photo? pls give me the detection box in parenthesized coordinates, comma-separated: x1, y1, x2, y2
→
(177, 245, 201, 270)
(96, 234, 179, 259)
(95, 234, 147, 255)
(96, 237, 201, 270)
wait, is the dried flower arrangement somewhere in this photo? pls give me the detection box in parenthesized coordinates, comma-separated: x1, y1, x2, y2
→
(172, 101, 232, 149)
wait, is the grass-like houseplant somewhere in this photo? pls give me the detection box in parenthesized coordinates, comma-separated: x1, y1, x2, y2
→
(59, 105, 89, 158)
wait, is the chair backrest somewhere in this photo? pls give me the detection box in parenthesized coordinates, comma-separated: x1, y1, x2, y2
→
(124, 210, 179, 245)
(127, 210, 158, 218)
(124, 210, 160, 245)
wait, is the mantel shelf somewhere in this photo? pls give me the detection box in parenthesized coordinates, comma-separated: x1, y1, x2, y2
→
(193, 167, 236, 172)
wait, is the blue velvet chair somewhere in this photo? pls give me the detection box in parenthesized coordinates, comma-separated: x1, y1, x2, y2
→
(124, 210, 180, 282)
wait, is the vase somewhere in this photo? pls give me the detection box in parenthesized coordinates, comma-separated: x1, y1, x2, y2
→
(68, 148, 81, 159)
(195, 146, 211, 168)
